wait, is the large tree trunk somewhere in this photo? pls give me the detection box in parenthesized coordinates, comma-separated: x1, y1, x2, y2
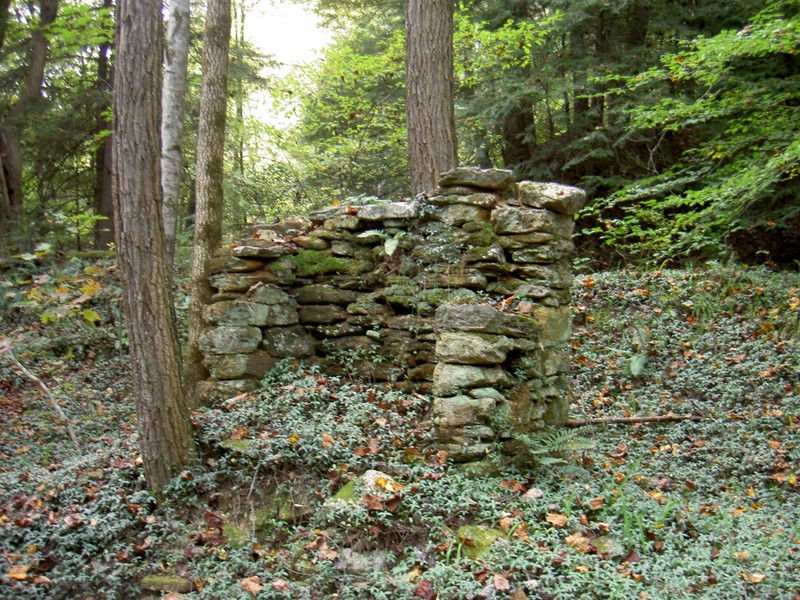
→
(0, 0, 59, 252)
(161, 0, 192, 268)
(184, 0, 231, 405)
(94, 0, 114, 251)
(405, 0, 457, 195)
(113, 0, 194, 493)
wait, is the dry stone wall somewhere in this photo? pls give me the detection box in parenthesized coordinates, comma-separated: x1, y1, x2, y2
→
(200, 167, 586, 461)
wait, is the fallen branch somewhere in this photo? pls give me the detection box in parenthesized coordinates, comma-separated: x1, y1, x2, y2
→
(565, 414, 705, 428)
(0, 339, 81, 453)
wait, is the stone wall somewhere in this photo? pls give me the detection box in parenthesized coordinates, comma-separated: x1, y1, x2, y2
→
(199, 167, 586, 461)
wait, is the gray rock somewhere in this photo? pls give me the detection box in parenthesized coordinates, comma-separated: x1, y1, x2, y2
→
(261, 325, 315, 358)
(294, 235, 330, 250)
(324, 215, 362, 231)
(210, 254, 264, 274)
(358, 201, 418, 221)
(436, 204, 490, 227)
(203, 301, 298, 327)
(199, 326, 262, 355)
(308, 205, 348, 223)
(432, 395, 496, 427)
(294, 284, 358, 305)
(491, 206, 574, 238)
(336, 549, 391, 575)
(203, 351, 275, 380)
(246, 283, 295, 305)
(497, 232, 554, 249)
(439, 167, 515, 191)
(432, 363, 511, 396)
(298, 304, 348, 324)
(232, 241, 294, 259)
(518, 181, 587, 216)
(196, 379, 260, 404)
(435, 331, 514, 364)
(210, 271, 276, 292)
(435, 304, 535, 337)
(427, 192, 498, 209)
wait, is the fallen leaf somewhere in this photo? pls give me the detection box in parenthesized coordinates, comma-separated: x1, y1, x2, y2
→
(364, 494, 385, 511)
(734, 551, 750, 561)
(5, 564, 29, 580)
(271, 578, 290, 592)
(499, 517, 514, 533)
(414, 579, 436, 599)
(565, 532, 592, 553)
(321, 433, 334, 449)
(493, 573, 511, 592)
(740, 572, 765, 584)
(575, 564, 590, 573)
(546, 513, 568, 528)
(230, 426, 247, 441)
(588, 496, 605, 510)
(240, 576, 263, 595)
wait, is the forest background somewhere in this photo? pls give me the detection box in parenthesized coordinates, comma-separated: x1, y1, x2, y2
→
(0, 1, 799, 598)
(0, 0, 798, 267)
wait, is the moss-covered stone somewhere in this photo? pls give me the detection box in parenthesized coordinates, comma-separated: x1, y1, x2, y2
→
(291, 250, 358, 277)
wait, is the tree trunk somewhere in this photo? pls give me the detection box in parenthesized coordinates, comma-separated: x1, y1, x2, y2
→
(113, 0, 194, 493)
(405, 0, 457, 195)
(184, 0, 232, 405)
(161, 0, 192, 268)
(94, 1, 114, 251)
(0, 0, 59, 251)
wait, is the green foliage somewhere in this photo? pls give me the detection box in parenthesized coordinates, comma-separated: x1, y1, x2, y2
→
(584, 0, 800, 263)
(278, 15, 409, 202)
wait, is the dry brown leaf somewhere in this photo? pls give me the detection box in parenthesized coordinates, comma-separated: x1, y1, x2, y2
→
(588, 496, 605, 510)
(5, 564, 30, 580)
(499, 516, 514, 533)
(321, 433, 334, 449)
(546, 512, 568, 528)
(240, 576, 263, 596)
(493, 573, 511, 592)
(740, 572, 765, 584)
(271, 578, 291, 592)
(565, 532, 592, 553)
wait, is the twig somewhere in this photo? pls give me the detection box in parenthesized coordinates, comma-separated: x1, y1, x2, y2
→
(0, 341, 81, 453)
(565, 414, 705, 428)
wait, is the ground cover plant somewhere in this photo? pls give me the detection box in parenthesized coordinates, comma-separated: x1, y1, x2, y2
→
(0, 258, 798, 599)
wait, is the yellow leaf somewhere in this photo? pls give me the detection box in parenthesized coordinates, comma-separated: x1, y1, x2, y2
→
(288, 433, 300, 445)
(734, 551, 750, 560)
(332, 199, 341, 207)
(5, 564, 30, 580)
(80, 279, 101, 296)
(575, 564, 590, 573)
(740, 572, 765, 584)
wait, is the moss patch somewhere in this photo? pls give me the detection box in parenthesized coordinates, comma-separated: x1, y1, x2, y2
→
(292, 249, 358, 277)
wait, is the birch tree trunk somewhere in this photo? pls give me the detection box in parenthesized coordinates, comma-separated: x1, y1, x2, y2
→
(184, 0, 232, 405)
(161, 0, 192, 268)
(113, 0, 194, 493)
(405, 0, 457, 195)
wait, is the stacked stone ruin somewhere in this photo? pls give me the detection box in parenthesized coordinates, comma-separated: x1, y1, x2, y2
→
(199, 167, 585, 461)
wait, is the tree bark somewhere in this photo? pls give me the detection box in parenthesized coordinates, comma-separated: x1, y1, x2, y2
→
(405, 0, 457, 195)
(184, 0, 232, 405)
(113, 0, 194, 493)
(161, 0, 192, 268)
(94, 0, 114, 251)
(0, 0, 59, 252)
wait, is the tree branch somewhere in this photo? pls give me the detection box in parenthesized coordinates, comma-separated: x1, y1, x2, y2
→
(564, 414, 705, 428)
(0, 340, 81, 453)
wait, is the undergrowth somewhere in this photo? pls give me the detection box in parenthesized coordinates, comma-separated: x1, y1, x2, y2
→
(0, 259, 798, 598)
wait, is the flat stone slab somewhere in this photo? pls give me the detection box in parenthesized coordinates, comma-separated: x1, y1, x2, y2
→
(358, 201, 418, 221)
(518, 181, 587, 216)
(439, 167, 515, 191)
(435, 331, 514, 364)
(435, 304, 535, 337)
(199, 326, 262, 355)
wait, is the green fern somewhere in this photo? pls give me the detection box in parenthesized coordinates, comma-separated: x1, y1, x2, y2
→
(516, 428, 595, 466)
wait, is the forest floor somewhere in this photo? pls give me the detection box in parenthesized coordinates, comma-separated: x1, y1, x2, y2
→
(0, 258, 798, 599)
